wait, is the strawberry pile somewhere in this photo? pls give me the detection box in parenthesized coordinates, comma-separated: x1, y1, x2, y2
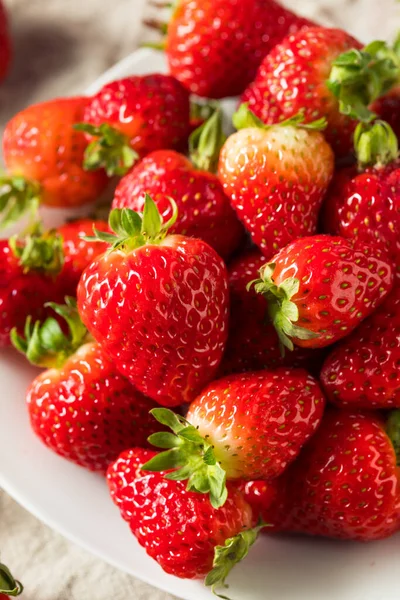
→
(2, 1, 400, 597)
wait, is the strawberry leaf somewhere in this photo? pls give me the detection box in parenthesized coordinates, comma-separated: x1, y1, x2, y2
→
(74, 122, 139, 177)
(386, 410, 400, 465)
(189, 107, 227, 173)
(233, 105, 327, 133)
(11, 297, 89, 368)
(143, 408, 229, 507)
(0, 176, 41, 230)
(9, 225, 64, 276)
(205, 523, 267, 599)
(354, 120, 398, 168)
(0, 563, 23, 597)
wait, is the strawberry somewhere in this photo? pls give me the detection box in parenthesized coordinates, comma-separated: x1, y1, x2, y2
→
(77, 197, 229, 407)
(221, 249, 323, 375)
(112, 109, 243, 260)
(0, 97, 108, 227)
(0, 230, 67, 347)
(262, 409, 400, 541)
(11, 299, 163, 472)
(238, 479, 280, 528)
(241, 27, 362, 156)
(250, 234, 393, 350)
(143, 368, 325, 507)
(57, 218, 109, 291)
(0, 0, 11, 82)
(320, 287, 400, 409)
(218, 107, 334, 257)
(0, 562, 23, 597)
(322, 121, 400, 279)
(76, 74, 190, 176)
(108, 446, 262, 594)
(164, 0, 315, 99)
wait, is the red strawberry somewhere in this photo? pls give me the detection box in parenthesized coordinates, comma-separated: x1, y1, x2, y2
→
(112, 110, 243, 260)
(144, 368, 325, 507)
(320, 287, 400, 409)
(0, 97, 108, 227)
(57, 218, 109, 291)
(221, 249, 323, 375)
(218, 107, 334, 257)
(251, 234, 393, 350)
(0, 562, 23, 597)
(241, 27, 361, 156)
(322, 121, 400, 279)
(238, 479, 280, 528)
(262, 409, 400, 541)
(108, 446, 261, 594)
(77, 74, 190, 176)
(77, 197, 229, 407)
(165, 0, 315, 99)
(11, 300, 163, 472)
(0, 231, 66, 347)
(0, 0, 11, 82)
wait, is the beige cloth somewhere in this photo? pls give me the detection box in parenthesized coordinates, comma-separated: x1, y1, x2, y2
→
(1, 0, 399, 598)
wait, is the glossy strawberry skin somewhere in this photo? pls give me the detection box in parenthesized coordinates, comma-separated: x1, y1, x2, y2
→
(218, 125, 334, 257)
(57, 218, 109, 292)
(320, 287, 400, 409)
(77, 235, 229, 407)
(264, 409, 400, 541)
(242, 27, 362, 157)
(271, 235, 393, 348)
(221, 250, 323, 375)
(167, 0, 314, 99)
(0, 240, 66, 347)
(83, 74, 190, 156)
(112, 150, 243, 260)
(107, 447, 253, 579)
(27, 342, 162, 472)
(3, 97, 108, 207)
(186, 369, 326, 481)
(0, 0, 11, 81)
(322, 162, 400, 279)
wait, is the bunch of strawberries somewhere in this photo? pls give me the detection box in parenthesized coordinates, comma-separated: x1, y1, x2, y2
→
(2, 0, 400, 597)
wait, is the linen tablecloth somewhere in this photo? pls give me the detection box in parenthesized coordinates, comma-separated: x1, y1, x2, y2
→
(1, 0, 398, 598)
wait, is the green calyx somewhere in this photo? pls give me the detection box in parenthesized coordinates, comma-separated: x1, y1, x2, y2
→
(87, 194, 178, 253)
(328, 39, 400, 122)
(74, 123, 139, 177)
(142, 408, 228, 509)
(205, 523, 267, 599)
(249, 263, 319, 352)
(189, 106, 227, 173)
(9, 223, 64, 276)
(233, 103, 327, 132)
(0, 562, 23, 597)
(354, 120, 399, 169)
(11, 297, 89, 369)
(0, 175, 40, 230)
(386, 410, 400, 466)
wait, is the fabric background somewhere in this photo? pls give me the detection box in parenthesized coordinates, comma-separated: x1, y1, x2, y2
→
(1, 1, 399, 598)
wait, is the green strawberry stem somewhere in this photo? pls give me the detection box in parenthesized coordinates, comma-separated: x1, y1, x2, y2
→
(386, 410, 400, 465)
(86, 194, 178, 253)
(142, 408, 228, 509)
(205, 523, 268, 599)
(73, 123, 139, 177)
(189, 106, 227, 173)
(142, 17, 169, 35)
(249, 263, 319, 352)
(233, 104, 327, 132)
(354, 120, 399, 169)
(328, 39, 400, 122)
(11, 297, 89, 369)
(0, 175, 40, 230)
(9, 223, 64, 276)
(0, 563, 23, 597)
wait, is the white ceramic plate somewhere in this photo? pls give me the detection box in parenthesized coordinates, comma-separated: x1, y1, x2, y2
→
(1, 48, 400, 600)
